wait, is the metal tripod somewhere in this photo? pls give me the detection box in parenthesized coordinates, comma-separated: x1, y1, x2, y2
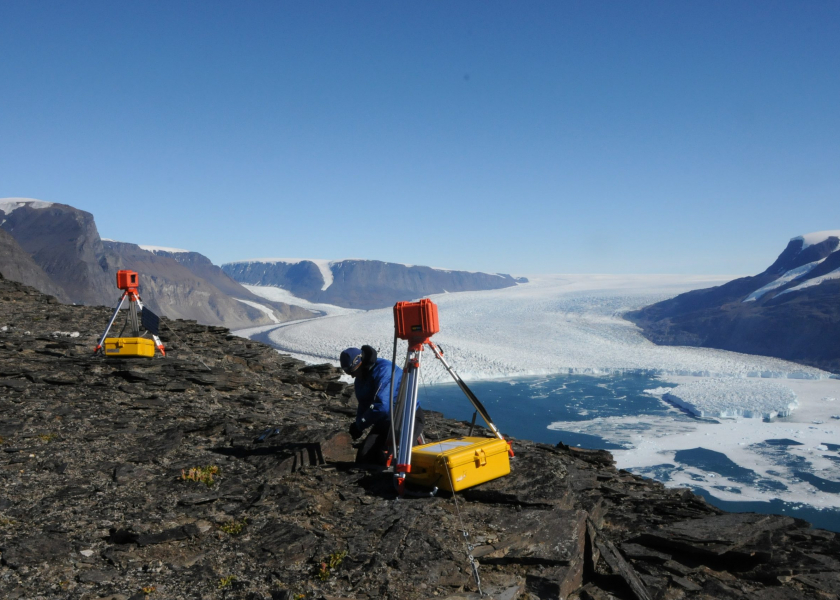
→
(391, 339, 508, 495)
(94, 288, 166, 356)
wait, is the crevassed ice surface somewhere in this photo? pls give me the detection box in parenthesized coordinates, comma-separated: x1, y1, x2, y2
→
(255, 274, 825, 382)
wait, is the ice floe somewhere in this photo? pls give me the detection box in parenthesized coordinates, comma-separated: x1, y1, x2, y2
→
(663, 378, 799, 419)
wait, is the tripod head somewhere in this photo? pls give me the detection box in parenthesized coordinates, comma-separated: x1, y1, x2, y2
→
(116, 270, 139, 296)
(394, 298, 440, 351)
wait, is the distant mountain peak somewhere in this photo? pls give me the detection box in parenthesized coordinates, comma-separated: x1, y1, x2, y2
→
(628, 228, 840, 373)
(791, 230, 840, 250)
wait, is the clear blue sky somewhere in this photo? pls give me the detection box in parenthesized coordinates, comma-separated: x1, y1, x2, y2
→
(1, 1, 838, 275)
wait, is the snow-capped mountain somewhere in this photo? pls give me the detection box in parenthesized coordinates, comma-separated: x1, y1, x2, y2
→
(221, 258, 526, 310)
(628, 230, 840, 373)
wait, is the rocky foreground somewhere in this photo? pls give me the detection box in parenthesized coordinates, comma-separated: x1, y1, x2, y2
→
(0, 275, 838, 600)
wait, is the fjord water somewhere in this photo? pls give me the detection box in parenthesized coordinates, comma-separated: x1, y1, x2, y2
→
(421, 373, 840, 532)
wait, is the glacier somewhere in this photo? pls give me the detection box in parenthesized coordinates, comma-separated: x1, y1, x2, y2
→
(235, 274, 840, 511)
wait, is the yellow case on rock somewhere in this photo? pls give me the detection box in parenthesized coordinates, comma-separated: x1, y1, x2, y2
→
(407, 436, 510, 492)
(103, 337, 155, 358)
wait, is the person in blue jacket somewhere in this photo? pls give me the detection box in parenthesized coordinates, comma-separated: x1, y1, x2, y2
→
(340, 345, 424, 464)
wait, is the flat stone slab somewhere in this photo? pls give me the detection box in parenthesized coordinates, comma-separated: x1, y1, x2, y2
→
(1, 534, 72, 569)
(636, 513, 797, 556)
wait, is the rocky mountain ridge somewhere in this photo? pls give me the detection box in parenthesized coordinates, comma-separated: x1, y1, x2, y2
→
(628, 231, 840, 373)
(0, 274, 838, 600)
(222, 259, 527, 310)
(0, 199, 311, 329)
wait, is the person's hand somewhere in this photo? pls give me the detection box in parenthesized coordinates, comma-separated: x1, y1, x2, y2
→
(349, 422, 364, 440)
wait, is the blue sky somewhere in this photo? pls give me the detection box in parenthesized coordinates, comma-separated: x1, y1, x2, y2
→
(1, 1, 838, 275)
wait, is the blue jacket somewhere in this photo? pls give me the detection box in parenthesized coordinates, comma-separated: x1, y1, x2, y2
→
(354, 358, 413, 431)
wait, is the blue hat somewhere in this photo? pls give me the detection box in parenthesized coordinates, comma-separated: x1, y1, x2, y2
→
(340, 347, 363, 373)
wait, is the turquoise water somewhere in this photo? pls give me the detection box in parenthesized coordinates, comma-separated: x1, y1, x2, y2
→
(421, 373, 840, 533)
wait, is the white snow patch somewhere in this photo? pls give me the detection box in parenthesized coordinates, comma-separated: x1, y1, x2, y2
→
(233, 298, 281, 324)
(777, 266, 840, 296)
(139, 245, 190, 254)
(241, 285, 360, 316)
(743, 260, 825, 302)
(51, 331, 80, 338)
(793, 230, 840, 250)
(663, 378, 798, 419)
(0, 198, 54, 215)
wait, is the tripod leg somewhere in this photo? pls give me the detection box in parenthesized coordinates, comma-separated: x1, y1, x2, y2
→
(94, 293, 127, 353)
(395, 350, 421, 495)
(128, 300, 140, 336)
(428, 342, 507, 444)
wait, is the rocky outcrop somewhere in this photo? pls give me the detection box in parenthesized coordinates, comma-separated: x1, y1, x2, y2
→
(143, 248, 307, 321)
(222, 259, 526, 310)
(0, 276, 837, 600)
(627, 231, 840, 374)
(0, 228, 69, 303)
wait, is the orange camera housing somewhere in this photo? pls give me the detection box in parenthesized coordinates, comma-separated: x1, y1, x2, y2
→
(116, 270, 139, 292)
(394, 299, 440, 349)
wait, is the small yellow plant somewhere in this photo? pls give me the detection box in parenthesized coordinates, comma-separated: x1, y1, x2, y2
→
(141, 585, 156, 595)
(38, 433, 57, 442)
(219, 518, 248, 535)
(180, 465, 220, 487)
(0, 518, 16, 527)
(218, 575, 237, 588)
(316, 550, 348, 581)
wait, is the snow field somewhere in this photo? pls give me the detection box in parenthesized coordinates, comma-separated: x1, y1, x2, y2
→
(0, 198, 54, 215)
(139, 245, 190, 253)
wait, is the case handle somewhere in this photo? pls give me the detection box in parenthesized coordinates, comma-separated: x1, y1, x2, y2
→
(474, 449, 487, 467)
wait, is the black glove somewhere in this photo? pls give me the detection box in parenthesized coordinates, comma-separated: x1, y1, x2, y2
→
(349, 422, 364, 440)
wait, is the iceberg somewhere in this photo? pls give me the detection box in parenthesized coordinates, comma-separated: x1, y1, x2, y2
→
(663, 378, 798, 419)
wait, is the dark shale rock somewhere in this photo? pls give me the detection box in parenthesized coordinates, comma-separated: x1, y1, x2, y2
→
(0, 276, 838, 600)
(1, 534, 72, 569)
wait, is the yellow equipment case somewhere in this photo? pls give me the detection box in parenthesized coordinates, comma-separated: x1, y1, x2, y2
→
(103, 337, 155, 358)
(407, 437, 511, 492)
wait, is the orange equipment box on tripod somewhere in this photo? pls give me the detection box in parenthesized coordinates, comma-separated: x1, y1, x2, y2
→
(394, 298, 440, 348)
